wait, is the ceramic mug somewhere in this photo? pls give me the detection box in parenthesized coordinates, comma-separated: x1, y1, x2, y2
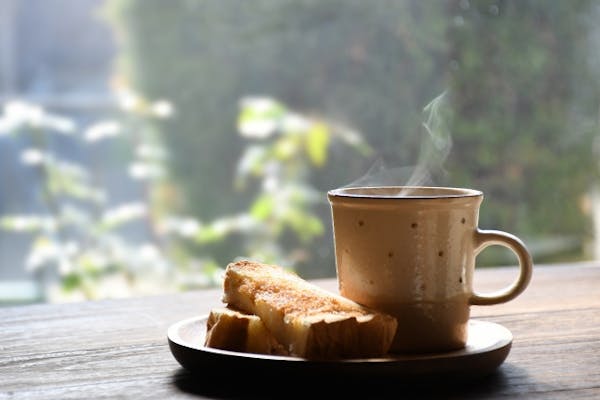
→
(327, 186, 533, 353)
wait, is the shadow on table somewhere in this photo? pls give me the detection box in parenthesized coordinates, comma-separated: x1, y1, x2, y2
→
(171, 362, 529, 399)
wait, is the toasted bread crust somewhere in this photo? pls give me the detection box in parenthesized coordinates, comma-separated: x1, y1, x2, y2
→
(221, 260, 398, 359)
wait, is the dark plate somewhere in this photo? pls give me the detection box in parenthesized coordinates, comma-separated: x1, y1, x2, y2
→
(168, 316, 512, 382)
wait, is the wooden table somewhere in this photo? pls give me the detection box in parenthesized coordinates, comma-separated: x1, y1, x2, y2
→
(1, 262, 599, 399)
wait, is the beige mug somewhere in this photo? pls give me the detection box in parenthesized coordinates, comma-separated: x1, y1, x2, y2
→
(327, 186, 533, 354)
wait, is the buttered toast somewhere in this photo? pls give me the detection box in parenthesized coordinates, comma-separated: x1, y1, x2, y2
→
(216, 260, 398, 359)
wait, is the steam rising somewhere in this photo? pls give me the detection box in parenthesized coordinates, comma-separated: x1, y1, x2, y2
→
(342, 91, 453, 193)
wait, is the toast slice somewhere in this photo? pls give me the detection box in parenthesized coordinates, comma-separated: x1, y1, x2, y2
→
(204, 307, 287, 355)
(221, 260, 398, 359)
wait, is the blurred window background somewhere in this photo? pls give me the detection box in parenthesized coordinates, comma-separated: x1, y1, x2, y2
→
(1, 0, 600, 305)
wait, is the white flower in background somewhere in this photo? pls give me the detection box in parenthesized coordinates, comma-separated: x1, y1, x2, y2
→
(39, 113, 76, 133)
(262, 161, 280, 192)
(0, 118, 16, 135)
(0, 102, 33, 134)
(0, 215, 57, 232)
(21, 148, 47, 165)
(238, 96, 284, 139)
(84, 121, 121, 142)
(159, 216, 202, 238)
(25, 239, 78, 271)
(281, 113, 309, 133)
(78, 250, 109, 271)
(113, 84, 175, 119)
(115, 87, 142, 112)
(102, 203, 147, 227)
(7, 101, 42, 125)
(58, 256, 74, 275)
(150, 100, 174, 118)
(178, 218, 201, 237)
(241, 97, 280, 113)
(0, 101, 75, 134)
(236, 145, 267, 179)
(211, 218, 229, 236)
(238, 118, 277, 139)
(336, 127, 364, 147)
(232, 214, 257, 231)
(262, 175, 279, 192)
(136, 144, 167, 160)
(133, 243, 171, 276)
(210, 214, 258, 236)
(0, 113, 18, 135)
(137, 244, 160, 262)
(25, 242, 58, 270)
(128, 162, 165, 180)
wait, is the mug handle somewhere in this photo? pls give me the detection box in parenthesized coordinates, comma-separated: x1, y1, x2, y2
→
(469, 229, 533, 306)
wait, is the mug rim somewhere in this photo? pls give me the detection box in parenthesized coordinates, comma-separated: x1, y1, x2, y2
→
(327, 185, 483, 199)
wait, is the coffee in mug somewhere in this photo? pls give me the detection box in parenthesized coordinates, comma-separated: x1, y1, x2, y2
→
(327, 186, 533, 353)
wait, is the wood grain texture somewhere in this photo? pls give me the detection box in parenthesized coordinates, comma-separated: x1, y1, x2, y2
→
(0, 263, 599, 399)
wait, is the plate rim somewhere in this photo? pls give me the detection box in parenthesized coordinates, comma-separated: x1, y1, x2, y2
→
(168, 314, 513, 367)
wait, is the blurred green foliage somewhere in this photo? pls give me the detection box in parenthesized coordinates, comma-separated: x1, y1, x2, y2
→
(0, 97, 189, 301)
(0, 92, 368, 301)
(103, 0, 600, 277)
(446, 0, 600, 263)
